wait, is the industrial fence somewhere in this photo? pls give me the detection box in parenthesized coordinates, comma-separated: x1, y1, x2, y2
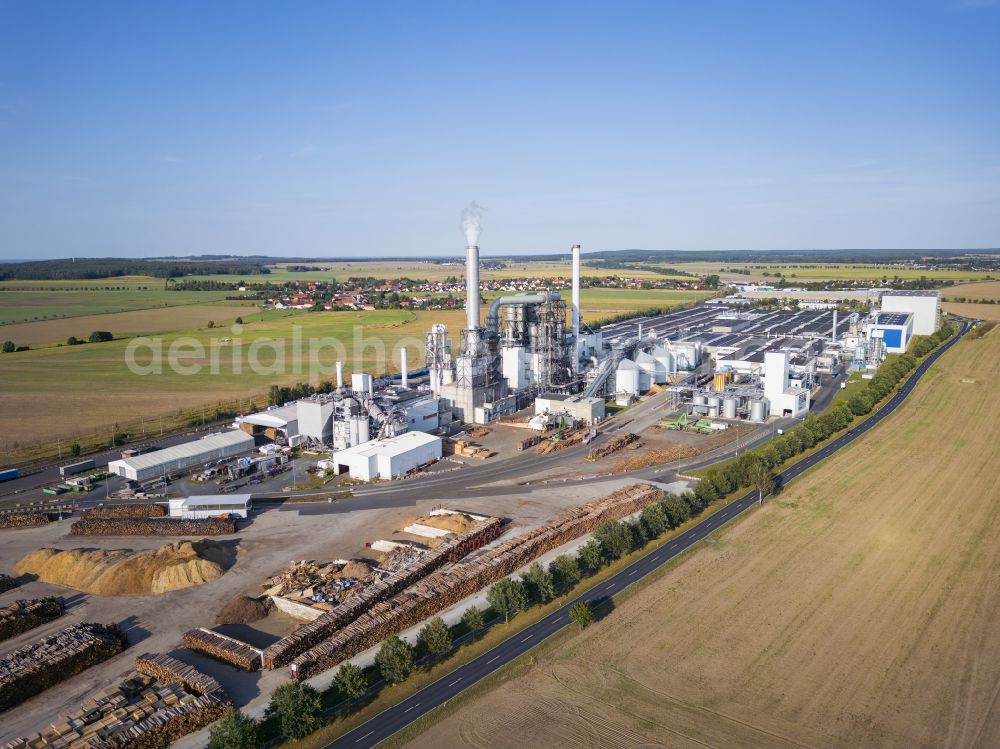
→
(289, 483, 662, 679)
(0, 622, 126, 712)
(0, 598, 64, 642)
(69, 516, 236, 537)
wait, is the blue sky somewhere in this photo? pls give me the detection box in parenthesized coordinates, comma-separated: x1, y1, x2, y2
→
(1, 1, 998, 259)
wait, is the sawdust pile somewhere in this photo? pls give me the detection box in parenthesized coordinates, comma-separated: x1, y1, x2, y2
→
(415, 513, 479, 534)
(14, 540, 232, 596)
(339, 560, 373, 579)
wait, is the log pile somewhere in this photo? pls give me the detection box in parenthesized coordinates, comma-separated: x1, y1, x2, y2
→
(1, 654, 229, 749)
(0, 574, 16, 593)
(180, 628, 262, 671)
(0, 597, 64, 642)
(289, 483, 662, 679)
(69, 517, 236, 536)
(0, 513, 51, 529)
(84, 505, 167, 519)
(0, 622, 126, 712)
(588, 432, 640, 460)
(263, 516, 506, 669)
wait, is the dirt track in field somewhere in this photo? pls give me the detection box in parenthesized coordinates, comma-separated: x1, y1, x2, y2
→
(406, 329, 1000, 749)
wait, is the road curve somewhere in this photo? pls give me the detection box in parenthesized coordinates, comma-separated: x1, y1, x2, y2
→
(323, 321, 971, 749)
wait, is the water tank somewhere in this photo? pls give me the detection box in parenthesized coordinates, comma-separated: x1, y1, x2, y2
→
(707, 406, 719, 418)
(692, 393, 707, 406)
(653, 347, 675, 376)
(723, 397, 738, 419)
(707, 395, 722, 410)
(749, 399, 767, 422)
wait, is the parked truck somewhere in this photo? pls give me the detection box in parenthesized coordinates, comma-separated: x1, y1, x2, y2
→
(0, 468, 19, 483)
(59, 459, 95, 477)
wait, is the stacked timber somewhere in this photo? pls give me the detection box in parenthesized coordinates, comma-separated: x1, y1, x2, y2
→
(289, 483, 661, 679)
(69, 517, 236, 536)
(84, 505, 167, 519)
(0, 513, 51, 530)
(263, 516, 506, 669)
(0, 622, 126, 711)
(0, 574, 16, 593)
(0, 598, 64, 642)
(1, 654, 229, 749)
(180, 629, 262, 671)
(589, 432, 639, 459)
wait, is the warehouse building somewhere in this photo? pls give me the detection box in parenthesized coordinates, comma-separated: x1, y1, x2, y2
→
(867, 312, 914, 354)
(108, 431, 254, 482)
(331, 431, 442, 482)
(879, 290, 939, 335)
(168, 494, 252, 519)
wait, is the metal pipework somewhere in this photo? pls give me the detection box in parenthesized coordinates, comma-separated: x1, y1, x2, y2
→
(486, 291, 562, 334)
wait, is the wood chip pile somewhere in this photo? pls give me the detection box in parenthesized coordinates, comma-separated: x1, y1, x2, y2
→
(290, 483, 662, 679)
(263, 517, 506, 669)
(83, 505, 167, 519)
(0, 574, 16, 593)
(588, 432, 640, 459)
(69, 517, 236, 536)
(0, 622, 126, 712)
(1, 653, 229, 749)
(180, 629, 262, 671)
(0, 597, 64, 642)
(0, 513, 51, 529)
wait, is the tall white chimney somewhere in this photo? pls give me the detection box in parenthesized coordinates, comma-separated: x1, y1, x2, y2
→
(465, 245, 480, 331)
(832, 309, 838, 343)
(571, 244, 581, 374)
(400, 347, 408, 389)
(335, 361, 344, 389)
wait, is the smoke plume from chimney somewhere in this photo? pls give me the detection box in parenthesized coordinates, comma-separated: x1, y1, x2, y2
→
(461, 201, 486, 247)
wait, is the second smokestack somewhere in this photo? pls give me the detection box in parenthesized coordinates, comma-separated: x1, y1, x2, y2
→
(400, 347, 408, 389)
(571, 244, 581, 374)
(466, 244, 480, 331)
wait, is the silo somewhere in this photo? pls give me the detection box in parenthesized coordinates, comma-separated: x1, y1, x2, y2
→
(653, 346, 675, 376)
(723, 397, 738, 419)
(706, 395, 722, 419)
(615, 359, 641, 396)
(692, 392, 708, 415)
(749, 399, 767, 422)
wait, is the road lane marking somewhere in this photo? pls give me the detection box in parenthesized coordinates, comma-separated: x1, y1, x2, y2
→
(487, 655, 500, 664)
(521, 634, 533, 643)
(447, 677, 462, 687)
(403, 703, 420, 713)
(356, 731, 374, 742)
(628, 569, 637, 576)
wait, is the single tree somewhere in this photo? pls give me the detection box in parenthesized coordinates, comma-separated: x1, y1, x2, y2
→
(418, 616, 453, 655)
(569, 602, 594, 629)
(235, 316, 244, 325)
(520, 561, 555, 603)
(208, 706, 258, 749)
(66, 336, 78, 346)
(747, 454, 775, 504)
(462, 605, 486, 631)
(265, 682, 322, 740)
(640, 502, 668, 538)
(208, 320, 215, 328)
(594, 519, 631, 561)
(68, 442, 81, 457)
(334, 662, 368, 699)
(549, 554, 580, 592)
(1, 341, 15, 353)
(487, 578, 527, 624)
(576, 539, 603, 572)
(376, 635, 414, 684)
(88, 330, 113, 343)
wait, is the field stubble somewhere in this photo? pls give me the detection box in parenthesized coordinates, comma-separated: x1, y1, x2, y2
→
(406, 328, 1000, 749)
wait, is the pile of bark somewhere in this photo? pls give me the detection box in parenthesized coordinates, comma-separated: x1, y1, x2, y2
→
(0, 574, 16, 593)
(0, 598, 64, 642)
(215, 595, 271, 625)
(0, 622, 126, 712)
(69, 516, 236, 536)
(181, 628, 262, 671)
(84, 505, 167, 519)
(263, 517, 506, 669)
(588, 432, 640, 460)
(2, 654, 229, 749)
(0, 513, 51, 530)
(290, 483, 662, 679)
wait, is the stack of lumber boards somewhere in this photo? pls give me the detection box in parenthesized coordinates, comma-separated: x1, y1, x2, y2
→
(290, 483, 661, 679)
(0, 622, 126, 711)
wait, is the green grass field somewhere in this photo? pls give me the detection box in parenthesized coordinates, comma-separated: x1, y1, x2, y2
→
(667, 261, 993, 282)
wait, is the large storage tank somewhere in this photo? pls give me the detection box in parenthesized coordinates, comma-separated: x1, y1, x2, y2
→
(653, 347, 675, 376)
(672, 342, 701, 371)
(635, 351, 665, 384)
(615, 359, 642, 396)
(706, 395, 722, 419)
(691, 392, 708, 415)
(749, 399, 767, 422)
(723, 397, 738, 419)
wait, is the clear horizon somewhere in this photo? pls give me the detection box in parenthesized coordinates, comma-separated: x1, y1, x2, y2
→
(1, 1, 998, 260)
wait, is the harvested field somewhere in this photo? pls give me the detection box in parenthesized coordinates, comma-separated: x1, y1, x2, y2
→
(14, 540, 232, 596)
(406, 328, 1000, 749)
(943, 280, 1000, 300)
(942, 301, 1000, 321)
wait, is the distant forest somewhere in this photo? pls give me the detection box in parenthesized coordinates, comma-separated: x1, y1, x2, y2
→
(0, 258, 271, 281)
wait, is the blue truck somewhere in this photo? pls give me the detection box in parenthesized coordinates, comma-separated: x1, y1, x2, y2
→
(0, 468, 19, 482)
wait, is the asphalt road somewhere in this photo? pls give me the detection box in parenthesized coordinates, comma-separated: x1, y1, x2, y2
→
(324, 321, 971, 749)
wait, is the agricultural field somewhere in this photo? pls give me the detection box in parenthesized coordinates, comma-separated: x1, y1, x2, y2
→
(0, 277, 258, 325)
(406, 329, 1000, 749)
(666, 261, 994, 283)
(942, 281, 1000, 321)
